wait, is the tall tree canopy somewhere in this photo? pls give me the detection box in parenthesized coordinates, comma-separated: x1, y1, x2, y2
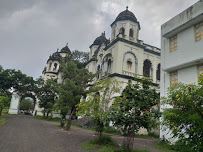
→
(55, 55, 95, 130)
(36, 78, 58, 118)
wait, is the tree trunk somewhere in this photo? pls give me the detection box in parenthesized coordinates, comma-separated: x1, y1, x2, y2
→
(46, 112, 49, 118)
(65, 106, 76, 130)
(0, 108, 2, 116)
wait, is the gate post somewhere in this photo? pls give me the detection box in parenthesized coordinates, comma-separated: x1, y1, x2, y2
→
(8, 92, 20, 114)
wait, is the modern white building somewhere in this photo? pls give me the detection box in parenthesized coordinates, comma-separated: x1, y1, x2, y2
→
(86, 7, 161, 90)
(160, 0, 203, 142)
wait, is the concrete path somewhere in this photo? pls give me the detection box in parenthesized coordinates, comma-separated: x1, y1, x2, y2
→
(0, 115, 163, 152)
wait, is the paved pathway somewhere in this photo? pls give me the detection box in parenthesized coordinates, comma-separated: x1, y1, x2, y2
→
(0, 115, 163, 152)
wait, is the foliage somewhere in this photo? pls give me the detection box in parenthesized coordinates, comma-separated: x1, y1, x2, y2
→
(80, 135, 118, 151)
(71, 50, 89, 68)
(20, 98, 34, 111)
(35, 115, 61, 123)
(108, 77, 160, 151)
(77, 78, 122, 138)
(55, 55, 95, 130)
(98, 147, 114, 152)
(0, 95, 10, 116)
(90, 135, 118, 146)
(103, 126, 121, 135)
(153, 141, 194, 152)
(0, 118, 7, 126)
(36, 79, 58, 118)
(80, 140, 101, 151)
(162, 74, 203, 151)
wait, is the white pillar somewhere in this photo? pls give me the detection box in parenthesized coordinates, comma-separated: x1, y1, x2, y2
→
(8, 92, 20, 114)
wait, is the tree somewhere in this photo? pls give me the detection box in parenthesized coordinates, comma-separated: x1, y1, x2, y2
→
(55, 56, 95, 130)
(0, 95, 9, 116)
(20, 99, 34, 111)
(108, 77, 160, 151)
(0, 65, 36, 97)
(77, 78, 122, 140)
(71, 50, 89, 68)
(36, 79, 58, 118)
(162, 74, 203, 151)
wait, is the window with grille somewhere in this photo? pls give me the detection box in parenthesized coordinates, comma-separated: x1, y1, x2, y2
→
(194, 22, 203, 42)
(170, 71, 178, 87)
(170, 35, 177, 52)
(127, 60, 132, 71)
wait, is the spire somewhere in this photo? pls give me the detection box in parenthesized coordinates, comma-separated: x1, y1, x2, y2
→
(126, 6, 128, 10)
(66, 42, 68, 46)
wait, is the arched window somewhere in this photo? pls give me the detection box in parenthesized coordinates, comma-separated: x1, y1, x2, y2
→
(143, 60, 152, 77)
(129, 28, 134, 37)
(112, 29, 115, 39)
(120, 27, 125, 35)
(107, 59, 112, 73)
(48, 62, 52, 70)
(156, 64, 160, 80)
(127, 59, 132, 71)
(53, 63, 58, 71)
(97, 65, 100, 79)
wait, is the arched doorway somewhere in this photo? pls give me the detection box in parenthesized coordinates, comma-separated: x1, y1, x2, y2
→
(9, 92, 40, 116)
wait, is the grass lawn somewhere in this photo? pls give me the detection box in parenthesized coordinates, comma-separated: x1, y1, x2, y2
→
(0, 117, 7, 126)
(35, 115, 61, 123)
(80, 135, 149, 152)
(152, 142, 194, 152)
(2, 109, 9, 116)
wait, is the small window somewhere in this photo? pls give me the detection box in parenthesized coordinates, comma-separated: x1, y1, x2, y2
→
(156, 64, 161, 80)
(120, 27, 125, 35)
(127, 59, 132, 71)
(107, 59, 112, 73)
(53, 63, 58, 71)
(49, 63, 52, 70)
(112, 29, 115, 39)
(170, 35, 178, 52)
(143, 60, 152, 77)
(129, 28, 134, 37)
(194, 22, 203, 42)
(197, 64, 203, 81)
(170, 71, 178, 87)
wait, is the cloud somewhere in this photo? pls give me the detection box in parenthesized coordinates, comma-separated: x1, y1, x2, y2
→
(0, 0, 199, 79)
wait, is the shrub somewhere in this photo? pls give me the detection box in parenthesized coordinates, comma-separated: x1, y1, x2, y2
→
(90, 135, 118, 147)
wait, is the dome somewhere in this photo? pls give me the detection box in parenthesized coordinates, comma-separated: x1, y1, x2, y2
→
(60, 44, 71, 54)
(92, 32, 110, 46)
(47, 51, 62, 63)
(111, 7, 140, 29)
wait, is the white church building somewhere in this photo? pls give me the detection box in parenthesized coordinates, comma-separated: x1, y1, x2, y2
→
(160, 0, 203, 142)
(86, 7, 161, 89)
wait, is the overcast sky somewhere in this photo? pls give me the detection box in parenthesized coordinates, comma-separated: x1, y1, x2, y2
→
(0, 0, 199, 79)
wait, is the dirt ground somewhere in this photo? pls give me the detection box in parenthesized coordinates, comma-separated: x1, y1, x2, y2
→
(0, 115, 163, 152)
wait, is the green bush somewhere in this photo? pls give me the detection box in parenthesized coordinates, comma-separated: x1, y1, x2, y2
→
(90, 135, 118, 147)
(104, 126, 121, 135)
(98, 146, 114, 152)
(153, 141, 194, 152)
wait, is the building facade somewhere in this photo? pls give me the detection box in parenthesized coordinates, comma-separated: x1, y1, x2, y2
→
(42, 44, 71, 83)
(86, 7, 161, 90)
(160, 0, 203, 142)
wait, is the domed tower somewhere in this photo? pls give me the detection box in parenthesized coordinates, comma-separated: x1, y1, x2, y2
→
(42, 43, 71, 82)
(89, 32, 110, 59)
(110, 6, 140, 42)
(59, 43, 71, 57)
